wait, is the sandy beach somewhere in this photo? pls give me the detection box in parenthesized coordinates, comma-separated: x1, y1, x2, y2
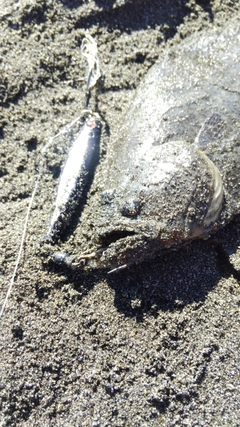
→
(1, 1, 240, 425)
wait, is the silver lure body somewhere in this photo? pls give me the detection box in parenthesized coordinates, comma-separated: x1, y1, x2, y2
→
(58, 20, 240, 271)
(46, 117, 100, 241)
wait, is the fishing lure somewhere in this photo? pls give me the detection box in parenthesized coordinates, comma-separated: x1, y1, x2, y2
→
(45, 115, 101, 242)
(45, 32, 101, 242)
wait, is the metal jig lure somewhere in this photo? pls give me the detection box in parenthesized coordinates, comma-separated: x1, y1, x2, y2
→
(45, 115, 101, 242)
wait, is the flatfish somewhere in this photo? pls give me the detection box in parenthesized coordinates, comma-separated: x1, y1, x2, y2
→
(60, 20, 240, 272)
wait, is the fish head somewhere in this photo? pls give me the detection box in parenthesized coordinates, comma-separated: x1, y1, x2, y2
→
(83, 141, 224, 271)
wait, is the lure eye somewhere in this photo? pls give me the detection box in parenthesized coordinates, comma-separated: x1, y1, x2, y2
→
(121, 199, 141, 217)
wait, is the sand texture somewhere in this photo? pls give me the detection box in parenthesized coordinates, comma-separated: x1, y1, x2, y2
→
(0, 1, 240, 426)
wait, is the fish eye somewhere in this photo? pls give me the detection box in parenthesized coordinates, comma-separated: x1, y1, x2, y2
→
(121, 199, 141, 217)
(100, 189, 116, 204)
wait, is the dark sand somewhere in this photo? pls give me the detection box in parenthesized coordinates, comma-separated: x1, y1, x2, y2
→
(1, 1, 240, 426)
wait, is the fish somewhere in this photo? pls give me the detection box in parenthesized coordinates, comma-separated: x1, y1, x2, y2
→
(45, 115, 101, 242)
(54, 20, 240, 272)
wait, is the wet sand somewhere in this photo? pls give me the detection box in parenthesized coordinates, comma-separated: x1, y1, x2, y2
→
(1, 1, 240, 426)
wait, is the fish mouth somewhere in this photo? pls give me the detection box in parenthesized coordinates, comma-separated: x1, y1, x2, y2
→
(94, 217, 160, 248)
(92, 227, 140, 272)
(67, 225, 141, 272)
(96, 228, 137, 247)
(85, 220, 163, 271)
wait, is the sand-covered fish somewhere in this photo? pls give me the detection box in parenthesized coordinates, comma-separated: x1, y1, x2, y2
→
(56, 20, 240, 272)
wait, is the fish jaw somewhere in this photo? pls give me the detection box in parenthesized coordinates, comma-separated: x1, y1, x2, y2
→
(77, 218, 208, 272)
